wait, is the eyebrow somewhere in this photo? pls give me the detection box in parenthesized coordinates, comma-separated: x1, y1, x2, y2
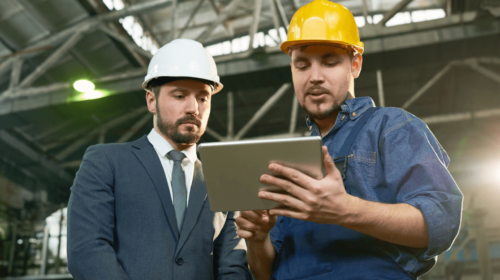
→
(169, 87, 211, 96)
(292, 56, 310, 63)
(198, 89, 211, 96)
(321, 52, 342, 60)
(169, 87, 189, 94)
(292, 52, 342, 63)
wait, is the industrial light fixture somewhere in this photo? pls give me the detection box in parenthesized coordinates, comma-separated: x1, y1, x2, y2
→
(82, 90, 104, 100)
(72, 80, 105, 100)
(73, 80, 95, 93)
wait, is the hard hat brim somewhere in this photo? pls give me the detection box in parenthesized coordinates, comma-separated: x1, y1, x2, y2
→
(280, 40, 364, 55)
(142, 76, 223, 95)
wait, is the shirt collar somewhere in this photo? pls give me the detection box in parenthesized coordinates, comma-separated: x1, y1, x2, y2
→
(147, 128, 198, 163)
(305, 96, 376, 135)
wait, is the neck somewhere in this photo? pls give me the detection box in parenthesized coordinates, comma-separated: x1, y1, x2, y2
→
(154, 127, 193, 151)
(314, 110, 340, 137)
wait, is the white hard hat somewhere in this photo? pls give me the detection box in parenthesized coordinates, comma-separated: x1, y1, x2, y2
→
(142, 39, 223, 94)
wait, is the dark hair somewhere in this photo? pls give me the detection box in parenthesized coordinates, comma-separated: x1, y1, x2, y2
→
(147, 77, 214, 101)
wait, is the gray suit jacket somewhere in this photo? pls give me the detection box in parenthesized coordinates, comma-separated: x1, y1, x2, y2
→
(67, 135, 251, 280)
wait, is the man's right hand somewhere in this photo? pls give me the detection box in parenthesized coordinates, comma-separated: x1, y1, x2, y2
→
(235, 210, 277, 242)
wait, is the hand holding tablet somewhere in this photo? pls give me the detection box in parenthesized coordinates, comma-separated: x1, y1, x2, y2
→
(198, 136, 323, 212)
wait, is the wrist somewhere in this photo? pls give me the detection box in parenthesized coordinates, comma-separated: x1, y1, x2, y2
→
(337, 195, 365, 227)
(247, 233, 271, 247)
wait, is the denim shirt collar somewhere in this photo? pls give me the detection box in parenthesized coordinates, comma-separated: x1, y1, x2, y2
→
(305, 96, 376, 137)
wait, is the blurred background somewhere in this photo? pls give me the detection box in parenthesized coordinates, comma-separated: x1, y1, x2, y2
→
(0, 0, 499, 279)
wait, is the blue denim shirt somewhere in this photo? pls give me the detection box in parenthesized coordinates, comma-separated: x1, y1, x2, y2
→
(270, 97, 463, 279)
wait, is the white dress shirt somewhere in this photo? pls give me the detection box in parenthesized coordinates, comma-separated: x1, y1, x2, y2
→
(147, 128, 198, 206)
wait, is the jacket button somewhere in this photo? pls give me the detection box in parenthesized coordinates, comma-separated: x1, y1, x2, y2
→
(176, 258, 184, 266)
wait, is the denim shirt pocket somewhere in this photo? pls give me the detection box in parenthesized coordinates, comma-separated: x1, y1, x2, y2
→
(346, 149, 377, 193)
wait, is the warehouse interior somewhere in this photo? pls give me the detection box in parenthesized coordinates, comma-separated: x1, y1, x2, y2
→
(0, 0, 499, 279)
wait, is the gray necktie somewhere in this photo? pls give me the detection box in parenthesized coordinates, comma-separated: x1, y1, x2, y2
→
(168, 150, 187, 231)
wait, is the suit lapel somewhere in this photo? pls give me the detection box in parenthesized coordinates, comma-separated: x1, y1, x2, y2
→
(132, 136, 180, 240)
(175, 160, 207, 256)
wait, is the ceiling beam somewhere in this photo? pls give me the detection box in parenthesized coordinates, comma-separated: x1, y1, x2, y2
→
(0, 130, 73, 184)
(178, 0, 205, 38)
(378, 0, 413, 26)
(207, 0, 234, 37)
(99, 24, 152, 63)
(248, 0, 263, 51)
(18, 32, 84, 89)
(170, 0, 178, 41)
(421, 108, 500, 125)
(8, 58, 23, 90)
(268, 0, 282, 44)
(196, 0, 244, 43)
(400, 61, 455, 110)
(116, 112, 152, 143)
(55, 107, 148, 161)
(205, 127, 225, 141)
(0, 0, 172, 79)
(466, 61, 500, 85)
(234, 83, 291, 140)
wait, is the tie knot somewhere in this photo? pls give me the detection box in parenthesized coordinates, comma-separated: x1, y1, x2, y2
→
(168, 150, 186, 162)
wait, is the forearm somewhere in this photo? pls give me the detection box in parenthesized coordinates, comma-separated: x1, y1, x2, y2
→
(341, 196, 429, 248)
(246, 235, 276, 280)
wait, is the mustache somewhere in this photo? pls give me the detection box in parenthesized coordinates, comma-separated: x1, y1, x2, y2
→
(175, 115, 202, 127)
(305, 85, 331, 95)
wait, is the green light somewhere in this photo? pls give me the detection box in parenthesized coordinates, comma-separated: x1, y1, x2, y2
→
(73, 80, 95, 93)
(82, 90, 104, 100)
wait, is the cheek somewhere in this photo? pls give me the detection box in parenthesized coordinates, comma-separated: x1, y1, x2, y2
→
(200, 106, 211, 124)
(292, 72, 307, 99)
(326, 68, 350, 90)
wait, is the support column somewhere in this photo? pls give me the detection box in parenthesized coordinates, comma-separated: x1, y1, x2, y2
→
(376, 70, 385, 107)
(40, 225, 49, 275)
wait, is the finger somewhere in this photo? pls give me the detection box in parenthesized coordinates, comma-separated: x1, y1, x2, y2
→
(240, 211, 270, 224)
(268, 162, 313, 189)
(258, 191, 309, 211)
(268, 209, 310, 221)
(260, 174, 311, 201)
(235, 216, 261, 231)
(236, 228, 255, 239)
(322, 146, 338, 178)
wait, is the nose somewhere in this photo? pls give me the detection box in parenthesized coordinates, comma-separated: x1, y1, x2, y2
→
(185, 95, 199, 116)
(309, 62, 325, 85)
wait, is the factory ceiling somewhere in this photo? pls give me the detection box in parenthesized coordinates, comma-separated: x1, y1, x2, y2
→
(0, 0, 499, 206)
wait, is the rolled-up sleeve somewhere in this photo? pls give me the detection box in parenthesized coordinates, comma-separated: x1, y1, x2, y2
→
(380, 114, 463, 259)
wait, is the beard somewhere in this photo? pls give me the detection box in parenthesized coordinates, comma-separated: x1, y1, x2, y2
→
(301, 86, 352, 120)
(156, 104, 203, 144)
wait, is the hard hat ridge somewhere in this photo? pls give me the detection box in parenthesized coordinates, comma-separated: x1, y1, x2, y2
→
(142, 39, 223, 94)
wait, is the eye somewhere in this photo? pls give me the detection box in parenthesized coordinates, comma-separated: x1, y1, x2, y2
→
(295, 63, 309, 70)
(175, 95, 184, 99)
(199, 96, 209, 102)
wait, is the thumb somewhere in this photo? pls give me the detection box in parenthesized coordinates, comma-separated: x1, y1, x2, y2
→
(322, 146, 337, 177)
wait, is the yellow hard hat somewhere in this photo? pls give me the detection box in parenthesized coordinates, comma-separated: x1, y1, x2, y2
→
(281, 0, 364, 55)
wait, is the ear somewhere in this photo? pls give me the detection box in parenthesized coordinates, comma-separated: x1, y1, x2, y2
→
(145, 90, 156, 114)
(351, 54, 363, 79)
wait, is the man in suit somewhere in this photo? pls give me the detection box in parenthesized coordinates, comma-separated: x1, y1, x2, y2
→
(67, 39, 251, 280)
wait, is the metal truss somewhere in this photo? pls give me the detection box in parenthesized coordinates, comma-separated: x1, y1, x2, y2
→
(0, 0, 173, 101)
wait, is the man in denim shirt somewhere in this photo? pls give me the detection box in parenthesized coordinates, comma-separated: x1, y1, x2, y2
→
(235, 0, 463, 279)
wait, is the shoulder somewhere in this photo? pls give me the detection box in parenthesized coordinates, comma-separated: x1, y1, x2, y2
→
(372, 107, 428, 137)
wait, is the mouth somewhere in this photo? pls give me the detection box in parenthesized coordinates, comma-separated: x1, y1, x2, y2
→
(181, 122, 200, 127)
(307, 91, 328, 98)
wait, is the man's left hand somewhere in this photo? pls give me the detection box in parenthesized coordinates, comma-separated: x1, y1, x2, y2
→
(258, 146, 355, 225)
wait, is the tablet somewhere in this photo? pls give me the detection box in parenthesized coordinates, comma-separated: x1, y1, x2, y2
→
(198, 136, 323, 212)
